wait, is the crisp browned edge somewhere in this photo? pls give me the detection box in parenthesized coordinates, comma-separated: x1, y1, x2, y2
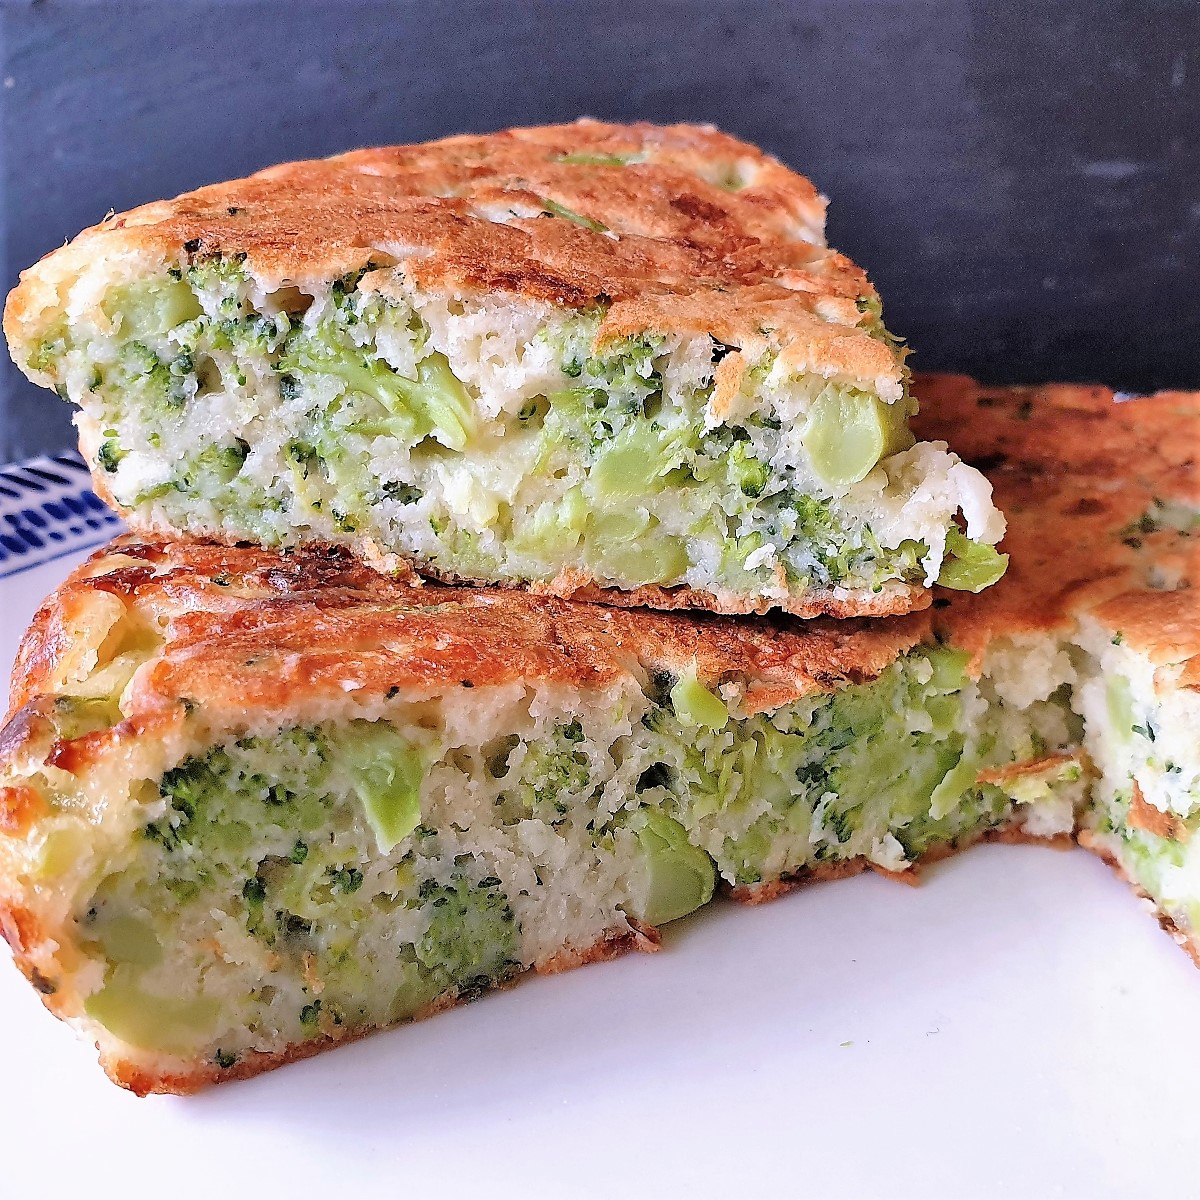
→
(1077, 830, 1200, 970)
(532, 577, 927, 621)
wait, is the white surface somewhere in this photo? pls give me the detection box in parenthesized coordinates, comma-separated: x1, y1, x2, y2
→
(2, 551, 1198, 1199)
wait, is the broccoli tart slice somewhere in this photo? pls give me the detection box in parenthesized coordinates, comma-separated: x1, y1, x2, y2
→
(0, 535, 1070, 1093)
(4, 119, 1005, 617)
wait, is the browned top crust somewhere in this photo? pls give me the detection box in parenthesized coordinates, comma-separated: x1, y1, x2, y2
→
(4, 121, 900, 387)
(914, 374, 1200, 683)
(6, 536, 930, 732)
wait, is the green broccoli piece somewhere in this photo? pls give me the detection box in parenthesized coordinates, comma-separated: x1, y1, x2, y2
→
(669, 667, 729, 730)
(936, 528, 1009, 592)
(415, 873, 520, 996)
(555, 152, 633, 166)
(189, 439, 249, 484)
(102, 340, 198, 418)
(728, 440, 770, 498)
(327, 865, 364, 895)
(147, 747, 232, 849)
(626, 809, 716, 926)
(334, 720, 430, 854)
(855, 293, 909, 358)
(280, 291, 476, 451)
(97, 440, 126, 474)
(540, 197, 610, 233)
(185, 253, 250, 315)
(103, 277, 203, 339)
(510, 723, 593, 818)
(27, 318, 69, 380)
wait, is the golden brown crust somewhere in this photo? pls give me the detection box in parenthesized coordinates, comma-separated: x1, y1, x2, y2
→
(6, 536, 930, 743)
(913, 374, 1200, 677)
(415, 556, 926, 619)
(534, 919, 661, 975)
(535, 574, 927, 620)
(5, 120, 900, 397)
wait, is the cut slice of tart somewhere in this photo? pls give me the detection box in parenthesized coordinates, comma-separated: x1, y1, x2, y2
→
(3, 120, 1005, 617)
(0, 533, 1068, 1094)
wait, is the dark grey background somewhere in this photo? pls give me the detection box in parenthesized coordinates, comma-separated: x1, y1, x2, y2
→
(2, 0, 1197, 460)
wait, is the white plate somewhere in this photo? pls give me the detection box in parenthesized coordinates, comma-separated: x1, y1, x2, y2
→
(0, 457, 1196, 1200)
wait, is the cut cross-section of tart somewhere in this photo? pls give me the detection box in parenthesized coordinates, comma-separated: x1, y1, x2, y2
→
(3, 120, 1005, 617)
(0, 535, 1069, 1094)
(915, 375, 1200, 963)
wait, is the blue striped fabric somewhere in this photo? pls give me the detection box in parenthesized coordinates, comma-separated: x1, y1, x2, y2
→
(0, 451, 124, 579)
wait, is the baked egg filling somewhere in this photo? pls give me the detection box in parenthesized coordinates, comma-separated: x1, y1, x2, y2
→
(30, 258, 1006, 609)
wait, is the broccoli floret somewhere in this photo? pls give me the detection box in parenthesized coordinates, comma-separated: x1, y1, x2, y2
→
(587, 414, 697, 497)
(193, 439, 249, 483)
(333, 720, 430, 853)
(299, 1000, 322, 1030)
(131, 480, 184, 506)
(555, 151, 633, 166)
(50, 695, 123, 740)
(242, 876, 267, 932)
(728, 441, 770, 498)
(106, 340, 195, 415)
(508, 723, 594, 819)
(147, 747, 232, 848)
(203, 312, 291, 356)
(583, 334, 663, 397)
(669, 667, 729, 730)
(145, 729, 332, 858)
(103, 277, 204, 339)
(936, 528, 1009, 592)
(97, 440, 126, 474)
(27, 318, 69, 379)
(415, 873, 519, 996)
(632, 647, 999, 882)
(771, 491, 860, 587)
(279, 289, 475, 452)
(186, 253, 250, 316)
(163, 439, 250, 505)
(327, 865, 364, 895)
(380, 481, 423, 505)
(626, 808, 716, 925)
(855, 293, 908, 358)
(539, 334, 666, 455)
(330, 506, 357, 533)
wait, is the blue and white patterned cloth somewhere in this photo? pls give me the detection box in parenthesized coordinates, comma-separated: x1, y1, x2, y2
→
(0, 451, 124, 579)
